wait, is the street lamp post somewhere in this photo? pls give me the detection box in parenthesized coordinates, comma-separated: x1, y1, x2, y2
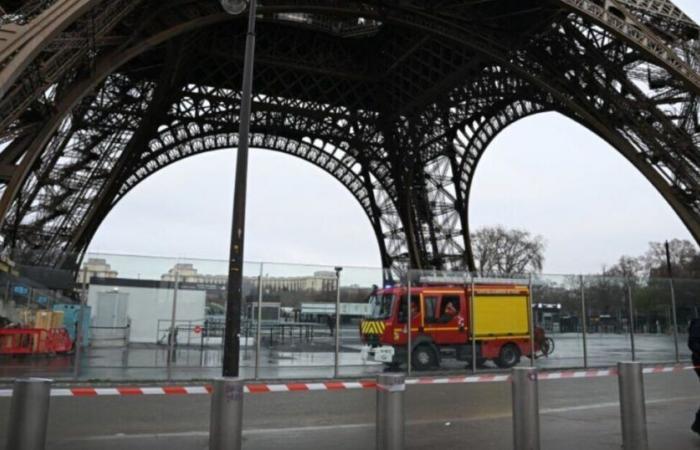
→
(209, 2, 257, 448)
(222, 0, 257, 378)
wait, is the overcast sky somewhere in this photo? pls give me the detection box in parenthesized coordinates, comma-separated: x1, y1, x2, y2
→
(87, 1, 700, 276)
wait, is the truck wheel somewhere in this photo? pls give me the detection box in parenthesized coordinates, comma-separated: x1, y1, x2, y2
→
(496, 344, 521, 368)
(542, 337, 555, 356)
(412, 345, 438, 371)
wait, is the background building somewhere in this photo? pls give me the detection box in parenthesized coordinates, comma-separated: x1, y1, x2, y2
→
(77, 258, 118, 285)
(161, 263, 228, 286)
(253, 271, 338, 292)
(161, 264, 338, 293)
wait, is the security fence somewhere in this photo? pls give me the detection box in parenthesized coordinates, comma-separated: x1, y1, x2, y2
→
(0, 252, 698, 381)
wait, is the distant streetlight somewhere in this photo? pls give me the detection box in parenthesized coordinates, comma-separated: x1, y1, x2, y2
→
(222, 0, 257, 378)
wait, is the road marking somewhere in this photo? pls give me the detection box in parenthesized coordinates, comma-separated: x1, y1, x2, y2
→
(540, 396, 699, 414)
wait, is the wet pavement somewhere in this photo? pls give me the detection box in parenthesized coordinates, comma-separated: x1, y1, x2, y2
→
(0, 370, 697, 450)
(0, 329, 690, 382)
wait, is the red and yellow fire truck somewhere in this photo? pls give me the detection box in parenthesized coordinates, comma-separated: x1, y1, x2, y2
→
(360, 277, 546, 370)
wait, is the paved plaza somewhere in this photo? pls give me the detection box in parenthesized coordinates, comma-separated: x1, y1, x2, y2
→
(1, 370, 698, 450)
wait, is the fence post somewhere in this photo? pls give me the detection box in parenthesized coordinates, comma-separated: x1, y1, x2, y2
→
(334, 267, 342, 378)
(209, 378, 244, 450)
(579, 275, 588, 368)
(376, 373, 405, 450)
(528, 275, 535, 367)
(469, 274, 477, 373)
(73, 266, 88, 379)
(618, 362, 648, 450)
(668, 279, 680, 363)
(6, 378, 52, 450)
(512, 367, 540, 450)
(627, 283, 636, 361)
(187, 320, 193, 348)
(255, 263, 264, 380)
(167, 270, 180, 379)
(406, 275, 412, 376)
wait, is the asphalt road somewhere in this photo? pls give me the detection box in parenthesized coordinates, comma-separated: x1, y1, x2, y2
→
(1, 371, 700, 449)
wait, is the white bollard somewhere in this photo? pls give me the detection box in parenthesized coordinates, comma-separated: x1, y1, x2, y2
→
(618, 362, 648, 450)
(6, 378, 52, 450)
(512, 367, 540, 450)
(376, 373, 405, 450)
(209, 378, 244, 450)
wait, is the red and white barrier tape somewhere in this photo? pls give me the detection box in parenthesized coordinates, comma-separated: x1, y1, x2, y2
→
(0, 365, 693, 397)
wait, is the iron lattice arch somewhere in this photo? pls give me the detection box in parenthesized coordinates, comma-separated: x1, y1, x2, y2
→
(0, 0, 699, 275)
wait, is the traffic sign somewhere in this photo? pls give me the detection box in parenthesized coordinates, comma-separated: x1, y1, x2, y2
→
(194, 325, 203, 334)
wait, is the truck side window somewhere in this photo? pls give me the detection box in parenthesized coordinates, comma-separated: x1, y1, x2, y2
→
(439, 295, 461, 323)
(423, 296, 438, 323)
(398, 296, 419, 323)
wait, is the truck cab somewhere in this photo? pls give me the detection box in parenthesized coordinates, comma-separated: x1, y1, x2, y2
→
(360, 280, 542, 370)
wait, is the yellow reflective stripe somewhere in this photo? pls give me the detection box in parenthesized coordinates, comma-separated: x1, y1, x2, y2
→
(361, 321, 386, 335)
(423, 327, 460, 332)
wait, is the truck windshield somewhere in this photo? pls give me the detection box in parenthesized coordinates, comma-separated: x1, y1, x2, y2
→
(368, 294, 394, 319)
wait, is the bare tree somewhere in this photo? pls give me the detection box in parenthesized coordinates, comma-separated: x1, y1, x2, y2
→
(606, 255, 646, 280)
(643, 239, 697, 276)
(470, 226, 545, 276)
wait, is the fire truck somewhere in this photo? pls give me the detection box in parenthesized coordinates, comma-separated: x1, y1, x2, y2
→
(360, 277, 546, 370)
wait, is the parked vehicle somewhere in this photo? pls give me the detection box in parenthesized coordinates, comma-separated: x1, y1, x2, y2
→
(360, 277, 547, 370)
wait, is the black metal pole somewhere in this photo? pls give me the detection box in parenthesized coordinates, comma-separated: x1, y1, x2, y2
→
(223, 0, 257, 378)
(665, 240, 681, 359)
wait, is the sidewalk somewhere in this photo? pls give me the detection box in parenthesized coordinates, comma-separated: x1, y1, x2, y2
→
(39, 396, 700, 449)
(1, 370, 698, 449)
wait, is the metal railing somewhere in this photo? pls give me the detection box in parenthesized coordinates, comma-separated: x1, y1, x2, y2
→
(3, 252, 700, 381)
(89, 325, 129, 348)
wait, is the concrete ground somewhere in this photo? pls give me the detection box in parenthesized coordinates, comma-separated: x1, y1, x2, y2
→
(1, 371, 699, 449)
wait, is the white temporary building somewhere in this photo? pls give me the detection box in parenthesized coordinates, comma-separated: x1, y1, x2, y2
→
(87, 278, 206, 344)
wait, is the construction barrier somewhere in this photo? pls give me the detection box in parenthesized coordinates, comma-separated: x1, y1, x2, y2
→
(0, 364, 691, 397)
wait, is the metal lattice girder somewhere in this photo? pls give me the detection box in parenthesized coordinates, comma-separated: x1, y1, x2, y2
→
(616, 0, 698, 28)
(0, 0, 699, 274)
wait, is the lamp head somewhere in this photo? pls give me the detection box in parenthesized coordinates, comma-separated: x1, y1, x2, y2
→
(220, 0, 248, 15)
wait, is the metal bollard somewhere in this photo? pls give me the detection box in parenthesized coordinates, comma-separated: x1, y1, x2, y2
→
(6, 378, 52, 450)
(618, 362, 648, 450)
(376, 373, 405, 450)
(209, 378, 244, 450)
(511, 367, 540, 450)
